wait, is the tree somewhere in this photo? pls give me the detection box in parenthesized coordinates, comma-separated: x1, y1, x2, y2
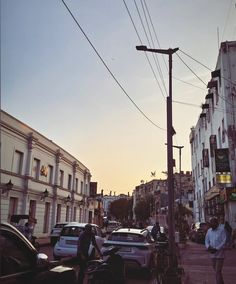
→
(134, 194, 154, 222)
(109, 198, 132, 222)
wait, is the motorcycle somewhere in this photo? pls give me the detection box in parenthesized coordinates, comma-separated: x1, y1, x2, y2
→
(86, 246, 125, 284)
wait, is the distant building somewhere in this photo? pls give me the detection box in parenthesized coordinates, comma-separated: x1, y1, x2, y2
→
(133, 173, 193, 226)
(190, 41, 236, 228)
(0, 110, 97, 237)
(102, 191, 130, 219)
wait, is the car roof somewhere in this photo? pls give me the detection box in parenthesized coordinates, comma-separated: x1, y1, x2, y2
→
(112, 228, 148, 235)
(64, 222, 98, 228)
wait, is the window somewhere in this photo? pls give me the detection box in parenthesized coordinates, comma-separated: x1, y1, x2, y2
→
(66, 206, 70, 222)
(80, 181, 84, 194)
(75, 178, 78, 193)
(8, 197, 18, 222)
(43, 202, 50, 233)
(56, 204, 61, 223)
(48, 165, 54, 184)
(13, 150, 23, 175)
(218, 127, 222, 148)
(29, 200, 36, 219)
(222, 119, 225, 143)
(59, 170, 64, 187)
(73, 207, 77, 221)
(68, 174, 72, 190)
(33, 158, 40, 180)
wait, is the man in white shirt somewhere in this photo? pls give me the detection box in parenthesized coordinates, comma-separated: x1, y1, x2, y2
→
(205, 216, 227, 284)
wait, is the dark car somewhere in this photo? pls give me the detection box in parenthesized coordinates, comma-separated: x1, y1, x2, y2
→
(0, 222, 76, 284)
(189, 222, 209, 243)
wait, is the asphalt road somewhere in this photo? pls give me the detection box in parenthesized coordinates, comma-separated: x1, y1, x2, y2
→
(40, 244, 158, 284)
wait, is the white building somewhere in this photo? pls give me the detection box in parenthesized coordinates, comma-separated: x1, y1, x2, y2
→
(0, 110, 93, 237)
(190, 41, 236, 228)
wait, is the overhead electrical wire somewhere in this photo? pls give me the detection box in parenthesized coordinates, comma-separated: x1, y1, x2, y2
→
(139, 0, 168, 96)
(123, 0, 166, 98)
(175, 53, 207, 87)
(61, 0, 165, 131)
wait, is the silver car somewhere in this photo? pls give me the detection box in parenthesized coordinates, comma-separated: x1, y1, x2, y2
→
(101, 228, 157, 273)
(53, 222, 105, 260)
(50, 222, 69, 246)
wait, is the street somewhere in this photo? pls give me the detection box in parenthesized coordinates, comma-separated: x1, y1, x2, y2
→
(40, 244, 159, 284)
(40, 240, 236, 284)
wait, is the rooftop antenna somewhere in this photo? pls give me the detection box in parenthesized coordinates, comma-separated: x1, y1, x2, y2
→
(217, 27, 220, 51)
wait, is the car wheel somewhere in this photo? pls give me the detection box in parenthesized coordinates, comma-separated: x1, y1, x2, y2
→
(53, 255, 61, 261)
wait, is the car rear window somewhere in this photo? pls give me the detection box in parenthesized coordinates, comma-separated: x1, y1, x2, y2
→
(55, 223, 66, 228)
(61, 226, 84, 237)
(108, 233, 145, 242)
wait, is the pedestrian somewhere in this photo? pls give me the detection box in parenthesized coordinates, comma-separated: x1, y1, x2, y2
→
(23, 222, 33, 241)
(151, 221, 161, 241)
(224, 221, 232, 248)
(205, 216, 227, 284)
(77, 223, 102, 284)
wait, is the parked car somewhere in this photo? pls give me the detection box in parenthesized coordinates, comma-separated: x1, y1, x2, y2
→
(0, 222, 76, 284)
(53, 222, 105, 260)
(189, 222, 209, 243)
(101, 228, 157, 274)
(50, 222, 69, 246)
(105, 220, 122, 234)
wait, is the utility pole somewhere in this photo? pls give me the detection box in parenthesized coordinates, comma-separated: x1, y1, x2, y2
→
(167, 144, 184, 203)
(136, 45, 180, 282)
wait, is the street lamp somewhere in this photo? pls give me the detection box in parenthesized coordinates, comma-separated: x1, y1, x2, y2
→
(136, 45, 181, 282)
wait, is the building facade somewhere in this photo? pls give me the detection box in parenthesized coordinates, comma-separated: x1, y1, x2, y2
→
(0, 110, 96, 237)
(190, 41, 236, 228)
(133, 173, 193, 227)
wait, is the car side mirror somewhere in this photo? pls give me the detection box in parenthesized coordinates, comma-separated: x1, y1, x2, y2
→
(37, 253, 49, 266)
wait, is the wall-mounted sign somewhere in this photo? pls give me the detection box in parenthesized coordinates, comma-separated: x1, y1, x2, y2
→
(215, 148, 230, 172)
(228, 188, 236, 201)
(40, 165, 48, 177)
(216, 173, 232, 184)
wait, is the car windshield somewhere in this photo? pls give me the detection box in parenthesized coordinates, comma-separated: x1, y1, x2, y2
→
(108, 233, 145, 242)
(61, 226, 84, 237)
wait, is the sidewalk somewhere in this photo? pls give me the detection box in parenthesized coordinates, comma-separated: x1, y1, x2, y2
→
(179, 241, 236, 284)
(37, 236, 50, 247)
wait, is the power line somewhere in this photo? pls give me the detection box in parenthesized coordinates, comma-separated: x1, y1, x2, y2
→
(175, 53, 207, 87)
(139, 0, 168, 96)
(123, 0, 166, 99)
(61, 0, 165, 131)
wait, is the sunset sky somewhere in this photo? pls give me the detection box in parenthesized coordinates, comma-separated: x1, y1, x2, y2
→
(1, 0, 235, 195)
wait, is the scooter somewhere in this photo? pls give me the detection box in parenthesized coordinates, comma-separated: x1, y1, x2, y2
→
(86, 246, 125, 284)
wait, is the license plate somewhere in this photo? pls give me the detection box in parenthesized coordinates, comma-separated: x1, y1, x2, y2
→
(66, 240, 77, 245)
(120, 247, 131, 252)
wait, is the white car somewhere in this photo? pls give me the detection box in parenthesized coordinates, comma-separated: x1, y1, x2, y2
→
(101, 228, 157, 274)
(50, 222, 69, 246)
(105, 220, 121, 234)
(53, 222, 105, 260)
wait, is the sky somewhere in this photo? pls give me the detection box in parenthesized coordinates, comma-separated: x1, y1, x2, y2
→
(1, 0, 236, 196)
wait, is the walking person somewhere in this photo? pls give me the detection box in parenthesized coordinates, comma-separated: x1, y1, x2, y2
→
(151, 221, 161, 241)
(224, 221, 232, 248)
(205, 216, 227, 284)
(77, 224, 102, 284)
